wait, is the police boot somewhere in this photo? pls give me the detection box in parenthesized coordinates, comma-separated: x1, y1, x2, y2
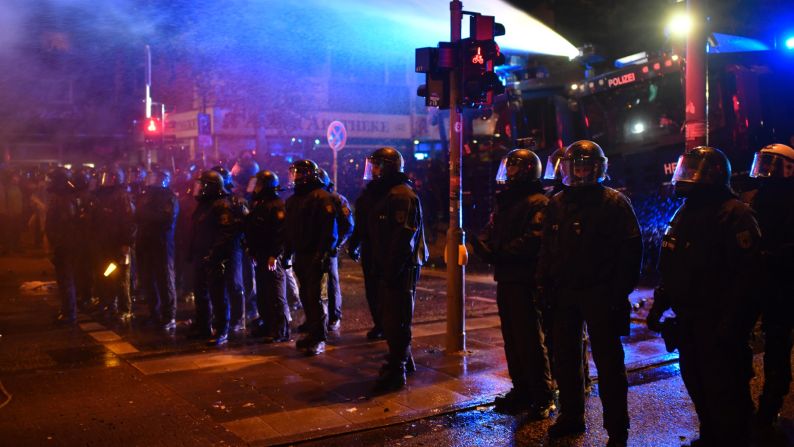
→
(373, 363, 406, 394)
(548, 416, 586, 438)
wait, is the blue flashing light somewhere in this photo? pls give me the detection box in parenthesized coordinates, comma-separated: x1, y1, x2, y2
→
(785, 36, 794, 50)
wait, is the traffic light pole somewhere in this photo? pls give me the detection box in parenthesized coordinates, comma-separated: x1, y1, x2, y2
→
(446, 0, 466, 353)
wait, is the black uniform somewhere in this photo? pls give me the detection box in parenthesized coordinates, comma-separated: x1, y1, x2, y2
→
(189, 196, 239, 338)
(135, 186, 179, 323)
(246, 192, 289, 340)
(285, 183, 337, 344)
(654, 190, 761, 445)
(537, 185, 641, 439)
(46, 188, 80, 322)
(348, 184, 382, 335)
(366, 174, 428, 368)
(226, 195, 249, 330)
(74, 187, 96, 309)
(175, 188, 197, 299)
(749, 181, 794, 423)
(92, 186, 136, 317)
(327, 190, 354, 325)
(475, 181, 554, 409)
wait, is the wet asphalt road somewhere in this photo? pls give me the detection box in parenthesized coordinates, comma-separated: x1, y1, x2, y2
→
(1, 250, 793, 446)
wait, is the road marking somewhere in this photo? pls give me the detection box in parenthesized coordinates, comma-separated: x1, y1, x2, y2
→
(87, 330, 122, 343)
(131, 352, 275, 375)
(468, 295, 496, 303)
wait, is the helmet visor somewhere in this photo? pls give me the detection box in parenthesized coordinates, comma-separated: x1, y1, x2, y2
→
(750, 152, 794, 178)
(246, 177, 258, 194)
(363, 158, 376, 181)
(671, 154, 724, 185)
(560, 157, 608, 186)
(287, 167, 298, 189)
(192, 180, 203, 197)
(543, 155, 562, 180)
(495, 156, 509, 184)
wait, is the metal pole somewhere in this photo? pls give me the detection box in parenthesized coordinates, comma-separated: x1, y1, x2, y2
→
(145, 45, 152, 118)
(332, 149, 338, 189)
(446, 0, 466, 353)
(684, 0, 707, 151)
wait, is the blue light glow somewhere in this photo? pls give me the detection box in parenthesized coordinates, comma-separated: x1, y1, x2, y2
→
(785, 36, 794, 50)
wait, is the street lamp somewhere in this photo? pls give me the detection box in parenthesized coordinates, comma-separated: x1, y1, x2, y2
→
(666, 13, 692, 38)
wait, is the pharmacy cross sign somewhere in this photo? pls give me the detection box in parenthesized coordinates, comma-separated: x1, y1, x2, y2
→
(326, 121, 347, 152)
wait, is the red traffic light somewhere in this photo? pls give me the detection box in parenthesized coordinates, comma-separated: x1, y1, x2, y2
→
(144, 117, 161, 134)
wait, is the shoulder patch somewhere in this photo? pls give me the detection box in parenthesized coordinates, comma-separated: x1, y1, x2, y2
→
(325, 204, 335, 214)
(342, 206, 351, 217)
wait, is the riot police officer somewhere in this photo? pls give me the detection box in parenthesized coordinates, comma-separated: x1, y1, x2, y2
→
(46, 167, 80, 324)
(72, 167, 96, 311)
(747, 144, 794, 433)
(245, 170, 290, 343)
(347, 164, 385, 340)
(363, 147, 428, 393)
(474, 148, 554, 418)
(135, 167, 179, 330)
(189, 170, 240, 345)
(232, 157, 260, 321)
(647, 147, 760, 447)
(318, 168, 354, 331)
(537, 140, 641, 446)
(541, 145, 592, 394)
(212, 165, 249, 334)
(92, 166, 137, 322)
(284, 159, 337, 355)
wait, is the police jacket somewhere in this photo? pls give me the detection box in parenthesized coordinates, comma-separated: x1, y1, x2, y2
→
(188, 195, 239, 265)
(246, 192, 286, 263)
(348, 182, 378, 262)
(135, 186, 179, 251)
(285, 183, 337, 257)
(330, 190, 354, 254)
(366, 173, 429, 278)
(476, 181, 547, 284)
(538, 185, 642, 299)
(46, 190, 80, 252)
(748, 181, 794, 286)
(91, 186, 136, 252)
(657, 189, 761, 325)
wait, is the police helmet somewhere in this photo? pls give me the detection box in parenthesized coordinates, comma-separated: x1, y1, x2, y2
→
(543, 147, 566, 181)
(495, 149, 542, 185)
(318, 168, 334, 191)
(363, 147, 404, 181)
(196, 170, 229, 200)
(671, 146, 731, 196)
(231, 158, 260, 189)
(211, 165, 234, 191)
(146, 167, 172, 189)
(560, 140, 608, 187)
(750, 143, 794, 179)
(247, 170, 281, 196)
(288, 159, 321, 188)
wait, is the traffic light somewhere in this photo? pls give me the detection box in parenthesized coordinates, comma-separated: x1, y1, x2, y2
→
(416, 43, 454, 109)
(144, 116, 161, 135)
(461, 14, 506, 107)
